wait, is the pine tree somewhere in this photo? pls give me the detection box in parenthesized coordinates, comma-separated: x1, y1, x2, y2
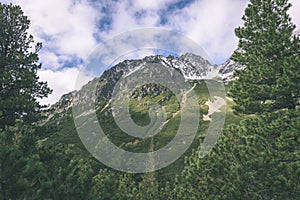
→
(116, 173, 138, 200)
(230, 0, 300, 114)
(33, 143, 97, 199)
(179, 110, 300, 199)
(91, 168, 119, 199)
(0, 120, 47, 199)
(137, 172, 159, 200)
(0, 3, 52, 128)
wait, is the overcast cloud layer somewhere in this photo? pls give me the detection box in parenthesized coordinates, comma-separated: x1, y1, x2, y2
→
(1, 0, 300, 105)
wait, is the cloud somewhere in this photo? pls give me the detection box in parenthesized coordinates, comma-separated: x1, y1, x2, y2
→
(98, 0, 159, 38)
(97, 0, 249, 64)
(7, 0, 100, 69)
(289, 0, 300, 30)
(37, 67, 92, 106)
(163, 0, 248, 64)
(1, 0, 300, 105)
(132, 0, 178, 10)
(2, 0, 101, 105)
(38, 51, 66, 70)
(160, 0, 300, 64)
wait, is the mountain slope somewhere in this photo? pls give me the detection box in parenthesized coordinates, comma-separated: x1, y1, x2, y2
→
(48, 53, 242, 115)
(39, 52, 243, 181)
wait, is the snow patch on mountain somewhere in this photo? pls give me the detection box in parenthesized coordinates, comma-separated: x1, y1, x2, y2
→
(203, 96, 226, 121)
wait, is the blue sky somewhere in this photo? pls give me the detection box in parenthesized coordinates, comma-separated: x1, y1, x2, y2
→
(1, 0, 300, 105)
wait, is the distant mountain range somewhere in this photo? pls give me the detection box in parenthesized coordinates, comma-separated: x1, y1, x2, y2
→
(47, 53, 243, 116)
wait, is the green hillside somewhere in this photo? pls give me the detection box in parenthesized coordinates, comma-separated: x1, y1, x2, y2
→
(38, 80, 240, 182)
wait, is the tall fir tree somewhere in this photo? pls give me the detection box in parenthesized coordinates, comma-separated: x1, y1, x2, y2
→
(0, 3, 52, 128)
(230, 0, 300, 114)
(116, 173, 138, 200)
(0, 120, 48, 199)
(178, 109, 300, 199)
(91, 168, 120, 200)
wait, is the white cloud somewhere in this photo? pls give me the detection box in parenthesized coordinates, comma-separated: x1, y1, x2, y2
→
(164, 0, 248, 64)
(289, 0, 300, 30)
(97, 0, 249, 64)
(160, 0, 300, 64)
(37, 68, 92, 106)
(39, 51, 61, 70)
(2, 0, 300, 105)
(132, 0, 177, 10)
(99, 0, 168, 39)
(8, 0, 100, 65)
(3, 0, 101, 105)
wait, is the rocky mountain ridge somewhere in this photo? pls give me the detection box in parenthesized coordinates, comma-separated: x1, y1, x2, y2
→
(47, 53, 242, 115)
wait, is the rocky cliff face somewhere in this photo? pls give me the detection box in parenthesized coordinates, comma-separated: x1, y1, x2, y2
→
(48, 53, 243, 115)
(218, 59, 245, 81)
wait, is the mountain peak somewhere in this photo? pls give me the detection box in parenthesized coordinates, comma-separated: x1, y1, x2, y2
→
(48, 53, 243, 116)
